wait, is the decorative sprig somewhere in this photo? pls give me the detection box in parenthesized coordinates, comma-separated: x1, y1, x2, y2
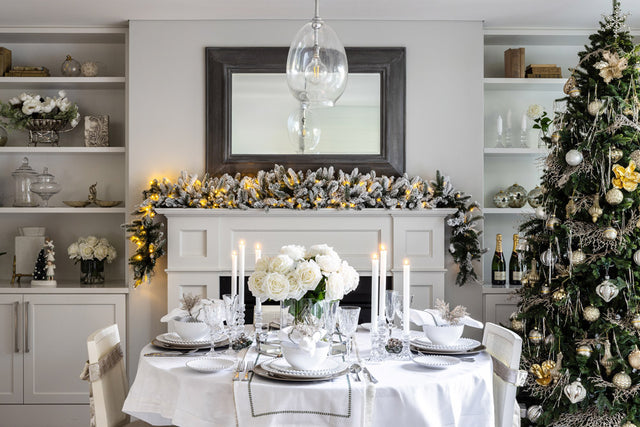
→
(434, 298, 469, 325)
(179, 293, 202, 321)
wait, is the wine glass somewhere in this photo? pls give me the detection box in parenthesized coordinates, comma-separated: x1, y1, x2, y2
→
(222, 294, 238, 354)
(394, 294, 414, 330)
(338, 306, 361, 361)
(385, 290, 398, 336)
(202, 300, 224, 357)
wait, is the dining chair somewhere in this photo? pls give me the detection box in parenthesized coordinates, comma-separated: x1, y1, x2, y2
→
(82, 324, 150, 427)
(482, 322, 524, 427)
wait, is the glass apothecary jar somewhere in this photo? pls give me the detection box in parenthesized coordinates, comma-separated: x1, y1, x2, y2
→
(11, 157, 38, 207)
(30, 167, 62, 207)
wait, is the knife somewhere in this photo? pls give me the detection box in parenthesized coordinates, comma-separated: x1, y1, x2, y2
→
(144, 351, 201, 357)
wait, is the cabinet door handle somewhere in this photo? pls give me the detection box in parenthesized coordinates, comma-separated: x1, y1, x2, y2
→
(24, 301, 29, 353)
(14, 302, 19, 353)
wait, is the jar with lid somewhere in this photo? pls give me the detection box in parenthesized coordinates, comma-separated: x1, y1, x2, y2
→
(30, 167, 62, 207)
(11, 157, 38, 207)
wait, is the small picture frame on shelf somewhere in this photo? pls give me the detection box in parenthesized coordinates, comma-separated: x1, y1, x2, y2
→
(84, 115, 109, 147)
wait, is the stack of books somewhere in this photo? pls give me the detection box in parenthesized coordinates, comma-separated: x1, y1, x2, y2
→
(0, 47, 11, 76)
(525, 64, 562, 78)
(504, 48, 525, 78)
(5, 66, 50, 77)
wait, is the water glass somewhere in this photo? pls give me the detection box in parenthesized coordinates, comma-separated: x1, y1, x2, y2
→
(338, 306, 361, 361)
(385, 290, 398, 335)
(222, 294, 238, 352)
(202, 301, 224, 356)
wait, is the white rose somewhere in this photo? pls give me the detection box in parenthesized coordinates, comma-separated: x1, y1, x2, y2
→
(294, 260, 322, 291)
(280, 244, 306, 261)
(286, 271, 306, 300)
(248, 271, 267, 299)
(269, 254, 295, 275)
(18, 92, 31, 102)
(21, 99, 39, 115)
(85, 236, 99, 247)
(58, 90, 67, 99)
(41, 97, 55, 113)
(70, 118, 79, 128)
(306, 244, 333, 258)
(8, 97, 20, 105)
(255, 257, 270, 272)
(99, 237, 109, 245)
(78, 242, 94, 260)
(263, 272, 290, 301)
(338, 261, 359, 293)
(315, 252, 341, 273)
(57, 98, 71, 112)
(67, 242, 79, 259)
(325, 272, 345, 301)
(93, 244, 109, 261)
(106, 247, 117, 263)
(526, 104, 544, 119)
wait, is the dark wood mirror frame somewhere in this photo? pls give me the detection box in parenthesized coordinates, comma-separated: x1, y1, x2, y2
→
(205, 47, 406, 176)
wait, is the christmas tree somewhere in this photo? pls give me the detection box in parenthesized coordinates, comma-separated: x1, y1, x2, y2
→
(32, 247, 47, 280)
(514, 2, 640, 426)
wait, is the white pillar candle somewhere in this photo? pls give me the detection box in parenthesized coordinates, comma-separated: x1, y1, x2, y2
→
(239, 240, 245, 306)
(521, 112, 527, 131)
(231, 250, 238, 297)
(402, 259, 411, 335)
(255, 243, 262, 311)
(506, 109, 512, 129)
(497, 115, 503, 136)
(379, 245, 387, 318)
(371, 253, 379, 332)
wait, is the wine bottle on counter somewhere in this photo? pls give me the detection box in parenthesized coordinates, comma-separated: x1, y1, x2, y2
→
(509, 234, 524, 286)
(491, 234, 506, 286)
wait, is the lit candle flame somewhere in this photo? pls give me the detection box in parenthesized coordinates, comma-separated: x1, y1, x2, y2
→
(403, 258, 410, 266)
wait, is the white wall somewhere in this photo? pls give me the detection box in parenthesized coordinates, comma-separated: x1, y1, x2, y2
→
(127, 19, 484, 375)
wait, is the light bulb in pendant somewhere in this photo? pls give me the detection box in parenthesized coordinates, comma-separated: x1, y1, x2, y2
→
(304, 51, 328, 87)
(287, 105, 321, 154)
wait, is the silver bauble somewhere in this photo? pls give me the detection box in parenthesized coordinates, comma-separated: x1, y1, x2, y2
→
(527, 405, 543, 423)
(535, 206, 547, 219)
(605, 188, 624, 205)
(583, 306, 600, 322)
(540, 249, 557, 266)
(493, 190, 510, 208)
(603, 227, 618, 240)
(630, 150, 640, 166)
(569, 88, 581, 98)
(540, 285, 551, 295)
(545, 214, 561, 230)
(632, 314, 640, 330)
(527, 186, 544, 208)
(588, 100, 604, 116)
(633, 249, 640, 266)
(571, 249, 586, 265)
(596, 277, 619, 302)
(609, 147, 624, 162)
(576, 344, 592, 358)
(506, 183, 528, 208)
(528, 328, 543, 344)
(565, 149, 584, 166)
(613, 372, 632, 390)
(564, 378, 587, 403)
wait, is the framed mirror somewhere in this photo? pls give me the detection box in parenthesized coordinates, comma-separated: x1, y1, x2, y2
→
(206, 47, 405, 176)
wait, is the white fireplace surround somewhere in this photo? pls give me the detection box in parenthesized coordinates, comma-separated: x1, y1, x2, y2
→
(158, 208, 456, 312)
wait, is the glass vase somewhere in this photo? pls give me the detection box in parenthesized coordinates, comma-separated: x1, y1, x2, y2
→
(80, 259, 105, 285)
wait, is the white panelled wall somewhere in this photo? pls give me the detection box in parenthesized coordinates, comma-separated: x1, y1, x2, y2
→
(127, 20, 484, 376)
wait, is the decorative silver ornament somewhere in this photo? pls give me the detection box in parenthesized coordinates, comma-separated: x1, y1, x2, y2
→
(527, 186, 544, 208)
(511, 319, 524, 332)
(596, 277, 619, 302)
(588, 100, 604, 116)
(540, 249, 557, 266)
(545, 214, 561, 230)
(571, 249, 586, 265)
(540, 285, 551, 295)
(583, 306, 600, 322)
(605, 188, 624, 205)
(528, 328, 543, 344)
(632, 314, 640, 330)
(603, 227, 618, 240)
(628, 346, 640, 370)
(569, 87, 581, 98)
(576, 344, 592, 358)
(610, 147, 624, 163)
(564, 378, 587, 403)
(535, 206, 547, 219)
(565, 149, 584, 166)
(493, 190, 509, 208)
(630, 149, 640, 166)
(527, 405, 543, 423)
(613, 372, 632, 390)
(633, 249, 640, 266)
(506, 183, 528, 208)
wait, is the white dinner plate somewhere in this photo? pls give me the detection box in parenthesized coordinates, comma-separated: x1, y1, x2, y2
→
(262, 358, 347, 378)
(186, 357, 235, 373)
(411, 337, 481, 352)
(156, 332, 210, 347)
(412, 355, 461, 369)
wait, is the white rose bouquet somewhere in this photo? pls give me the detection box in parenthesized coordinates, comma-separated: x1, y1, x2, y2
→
(0, 90, 80, 129)
(68, 236, 117, 263)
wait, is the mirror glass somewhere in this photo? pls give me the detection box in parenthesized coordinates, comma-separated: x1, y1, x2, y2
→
(231, 73, 381, 155)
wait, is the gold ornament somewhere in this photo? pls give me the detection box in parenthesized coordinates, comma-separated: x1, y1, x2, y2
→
(595, 51, 628, 83)
(630, 150, 640, 166)
(613, 371, 632, 390)
(588, 194, 603, 223)
(552, 287, 567, 302)
(609, 147, 624, 162)
(576, 344, 592, 358)
(566, 198, 577, 217)
(628, 346, 640, 370)
(530, 360, 555, 386)
(605, 188, 624, 205)
(583, 305, 600, 322)
(550, 352, 563, 382)
(563, 76, 576, 95)
(571, 249, 586, 265)
(601, 340, 614, 375)
(603, 227, 618, 241)
(632, 314, 640, 330)
(588, 100, 604, 116)
(612, 160, 640, 192)
(511, 319, 524, 332)
(541, 285, 551, 295)
(528, 328, 543, 345)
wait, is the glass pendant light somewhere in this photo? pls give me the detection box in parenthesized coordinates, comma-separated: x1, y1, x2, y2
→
(287, 104, 321, 154)
(286, 0, 348, 107)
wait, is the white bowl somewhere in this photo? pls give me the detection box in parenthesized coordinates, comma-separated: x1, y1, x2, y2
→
(172, 318, 209, 341)
(422, 324, 465, 346)
(280, 340, 330, 370)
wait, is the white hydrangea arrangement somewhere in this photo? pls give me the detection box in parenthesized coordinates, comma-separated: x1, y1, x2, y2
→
(67, 236, 117, 263)
(0, 90, 80, 129)
(248, 244, 359, 303)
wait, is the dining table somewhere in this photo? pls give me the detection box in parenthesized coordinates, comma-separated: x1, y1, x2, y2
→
(123, 328, 495, 427)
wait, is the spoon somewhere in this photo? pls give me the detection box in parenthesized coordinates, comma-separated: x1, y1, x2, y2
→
(349, 364, 362, 381)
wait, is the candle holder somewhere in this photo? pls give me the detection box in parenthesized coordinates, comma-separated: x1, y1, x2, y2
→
(230, 303, 252, 351)
(394, 332, 412, 361)
(367, 325, 386, 363)
(254, 306, 266, 348)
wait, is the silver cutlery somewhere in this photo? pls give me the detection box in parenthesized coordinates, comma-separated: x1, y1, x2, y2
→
(233, 361, 245, 381)
(361, 366, 379, 384)
(349, 364, 362, 382)
(243, 361, 254, 381)
(144, 349, 201, 357)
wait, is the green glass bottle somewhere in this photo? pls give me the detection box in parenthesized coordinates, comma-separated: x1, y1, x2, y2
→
(509, 234, 523, 286)
(491, 234, 506, 286)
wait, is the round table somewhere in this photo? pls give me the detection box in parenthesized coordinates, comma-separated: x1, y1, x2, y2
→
(123, 330, 495, 427)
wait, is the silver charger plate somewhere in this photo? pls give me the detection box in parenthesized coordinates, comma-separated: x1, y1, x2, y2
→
(253, 363, 349, 382)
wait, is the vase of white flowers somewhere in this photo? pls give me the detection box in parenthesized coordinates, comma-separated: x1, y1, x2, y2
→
(67, 236, 116, 285)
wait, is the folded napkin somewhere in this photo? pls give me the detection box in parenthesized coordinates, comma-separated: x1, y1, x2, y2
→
(160, 298, 221, 323)
(410, 308, 483, 329)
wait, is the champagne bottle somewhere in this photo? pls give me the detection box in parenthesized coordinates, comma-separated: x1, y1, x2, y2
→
(491, 234, 506, 286)
(509, 234, 523, 286)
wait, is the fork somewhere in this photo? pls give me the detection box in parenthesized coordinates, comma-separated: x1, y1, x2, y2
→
(233, 361, 245, 381)
(243, 361, 254, 381)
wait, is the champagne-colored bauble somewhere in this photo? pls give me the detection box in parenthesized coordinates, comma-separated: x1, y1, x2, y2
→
(546, 214, 561, 230)
(588, 100, 604, 116)
(563, 76, 576, 95)
(528, 186, 544, 208)
(493, 190, 510, 208)
(630, 149, 640, 166)
(506, 183, 528, 208)
(528, 328, 543, 345)
(535, 206, 547, 219)
(609, 147, 624, 163)
(596, 277, 619, 302)
(613, 371, 632, 390)
(566, 149, 584, 166)
(576, 344, 593, 358)
(632, 314, 640, 330)
(552, 287, 567, 302)
(569, 87, 581, 98)
(603, 227, 618, 240)
(541, 249, 557, 266)
(511, 319, 524, 332)
(601, 340, 614, 375)
(564, 378, 587, 403)
(527, 405, 543, 423)
(605, 188, 624, 205)
(571, 249, 586, 265)
(633, 249, 640, 266)
(628, 346, 640, 370)
(588, 195, 603, 222)
(551, 132, 561, 143)
(621, 422, 636, 427)
(540, 285, 551, 295)
(583, 305, 600, 322)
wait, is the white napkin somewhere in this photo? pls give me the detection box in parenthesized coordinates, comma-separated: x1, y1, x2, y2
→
(410, 308, 483, 329)
(160, 298, 220, 322)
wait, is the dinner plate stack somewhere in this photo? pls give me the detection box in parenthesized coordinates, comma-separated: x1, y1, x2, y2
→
(410, 337, 484, 355)
(152, 332, 227, 350)
(254, 358, 349, 382)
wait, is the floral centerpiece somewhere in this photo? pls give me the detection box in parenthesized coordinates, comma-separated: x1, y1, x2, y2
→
(68, 236, 116, 285)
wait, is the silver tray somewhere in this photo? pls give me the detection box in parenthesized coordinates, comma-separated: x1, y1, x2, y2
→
(252, 363, 349, 382)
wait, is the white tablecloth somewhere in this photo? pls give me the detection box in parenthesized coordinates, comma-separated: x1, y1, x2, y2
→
(123, 331, 495, 427)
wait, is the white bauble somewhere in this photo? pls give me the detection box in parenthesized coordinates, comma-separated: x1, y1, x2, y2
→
(628, 346, 640, 370)
(596, 278, 619, 303)
(576, 344, 592, 358)
(565, 149, 584, 166)
(633, 249, 640, 266)
(630, 150, 640, 166)
(564, 379, 587, 403)
(527, 405, 543, 422)
(588, 100, 604, 116)
(632, 314, 640, 330)
(603, 227, 618, 240)
(605, 188, 624, 205)
(535, 206, 547, 219)
(571, 249, 586, 265)
(583, 306, 600, 322)
(528, 328, 543, 344)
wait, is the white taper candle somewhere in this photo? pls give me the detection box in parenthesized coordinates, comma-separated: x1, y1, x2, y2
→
(497, 115, 503, 136)
(231, 250, 238, 297)
(379, 245, 387, 318)
(371, 253, 379, 332)
(255, 243, 262, 310)
(239, 240, 245, 305)
(403, 259, 410, 335)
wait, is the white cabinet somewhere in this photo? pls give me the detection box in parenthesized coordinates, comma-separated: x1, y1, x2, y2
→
(0, 294, 22, 403)
(482, 286, 519, 326)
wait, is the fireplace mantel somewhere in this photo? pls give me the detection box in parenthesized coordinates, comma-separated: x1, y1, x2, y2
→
(158, 208, 456, 312)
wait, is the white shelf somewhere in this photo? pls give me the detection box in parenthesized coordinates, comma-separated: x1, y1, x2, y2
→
(483, 207, 535, 215)
(0, 77, 125, 89)
(484, 28, 639, 46)
(484, 78, 565, 91)
(0, 146, 124, 154)
(0, 207, 126, 214)
(0, 27, 126, 43)
(484, 147, 548, 155)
